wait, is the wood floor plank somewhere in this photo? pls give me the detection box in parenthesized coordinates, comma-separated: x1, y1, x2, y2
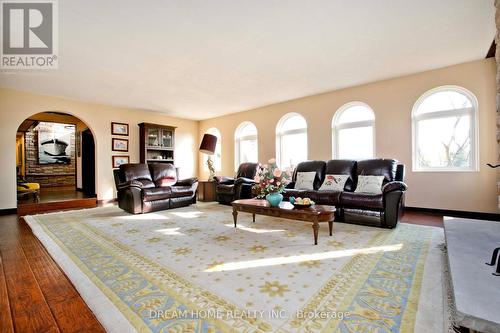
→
(1, 245, 60, 333)
(19, 221, 105, 332)
(0, 256, 14, 333)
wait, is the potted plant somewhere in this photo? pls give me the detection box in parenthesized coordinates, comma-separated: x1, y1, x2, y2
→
(253, 158, 291, 206)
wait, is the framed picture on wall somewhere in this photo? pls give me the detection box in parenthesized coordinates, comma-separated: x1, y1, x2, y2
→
(112, 138, 129, 152)
(112, 155, 129, 168)
(111, 122, 129, 136)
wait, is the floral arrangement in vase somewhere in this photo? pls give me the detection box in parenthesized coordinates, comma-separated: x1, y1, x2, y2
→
(253, 158, 291, 206)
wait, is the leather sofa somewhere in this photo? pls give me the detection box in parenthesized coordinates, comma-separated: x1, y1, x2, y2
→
(113, 163, 198, 214)
(214, 162, 259, 205)
(283, 159, 406, 228)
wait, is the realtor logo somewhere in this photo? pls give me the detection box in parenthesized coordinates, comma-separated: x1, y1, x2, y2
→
(1, 0, 58, 69)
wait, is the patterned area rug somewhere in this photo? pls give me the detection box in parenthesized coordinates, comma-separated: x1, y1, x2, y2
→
(25, 203, 446, 333)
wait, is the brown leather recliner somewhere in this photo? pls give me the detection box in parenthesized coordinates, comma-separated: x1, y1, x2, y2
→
(113, 163, 198, 214)
(214, 162, 259, 205)
(283, 159, 406, 228)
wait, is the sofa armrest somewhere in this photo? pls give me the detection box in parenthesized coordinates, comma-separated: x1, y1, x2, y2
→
(117, 180, 143, 190)
(234, 177, 255, 186)
(214, 176, 234, 185)
(382, 181, 407, 194)
(175, 177, 198, 187)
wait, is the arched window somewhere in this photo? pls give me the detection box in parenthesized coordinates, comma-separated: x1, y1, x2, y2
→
(203, 127, 222, 172)
(276, 113, 307, 169)
(332, 102, 375, 160)
(234, 121, 258, 169)
(412, 86, 478, 171)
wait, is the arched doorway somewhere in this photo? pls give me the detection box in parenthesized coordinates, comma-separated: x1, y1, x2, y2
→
(16, 112, 97, 209)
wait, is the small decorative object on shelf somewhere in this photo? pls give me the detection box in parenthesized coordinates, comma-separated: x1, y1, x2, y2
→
(253, 158, 291, 207)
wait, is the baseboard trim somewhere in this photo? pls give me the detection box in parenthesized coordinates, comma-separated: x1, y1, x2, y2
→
(0, 208, 17, 215)
(405, 206, 500, 222)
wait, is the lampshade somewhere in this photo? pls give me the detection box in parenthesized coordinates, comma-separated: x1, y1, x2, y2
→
(199, 133, 217, 155)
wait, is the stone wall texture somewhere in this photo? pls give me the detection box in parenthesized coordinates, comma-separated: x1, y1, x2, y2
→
(25, 126, 76, 187)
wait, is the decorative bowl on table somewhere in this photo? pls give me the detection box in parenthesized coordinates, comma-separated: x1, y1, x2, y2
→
(291, 197, 314, 209)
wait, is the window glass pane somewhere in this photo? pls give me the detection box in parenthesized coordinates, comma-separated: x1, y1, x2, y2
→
(416, 91, 472, 115)
(337, 126, 373, 159)
(280, 132, 307, 169)
(336, 105, 374, 124)
(237, 122, 257, 138)
(416, 115, 471, 168)
(279, 115, 307, 133)
(239, 139, 257, 163)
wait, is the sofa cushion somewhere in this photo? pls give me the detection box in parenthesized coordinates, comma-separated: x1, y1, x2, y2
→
(294, 172, 316, 190)
(312, 190, 341, 205)
(149, 163, 177, 187)
(325, 160, 356, 191)
(356, 159, 397, 185)
(142, 187, 172, 201)
(170, 186, 195, 198)
(120, 164, 152, 182)
(292, 161, 326, 190)
(319, 174, 349, 191)
(355, 175, 384, 194)
(341, 192, 384, 210)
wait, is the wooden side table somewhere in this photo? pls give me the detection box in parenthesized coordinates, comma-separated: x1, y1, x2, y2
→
(197, 181, 216, 202)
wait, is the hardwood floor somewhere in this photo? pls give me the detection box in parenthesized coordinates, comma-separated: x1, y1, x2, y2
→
(0, 207, 442, 333)
(0, 214, 104, 333)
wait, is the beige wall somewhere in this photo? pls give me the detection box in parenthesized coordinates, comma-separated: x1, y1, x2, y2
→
(199, 59, 498, 213)
(0, 88, 199, 209)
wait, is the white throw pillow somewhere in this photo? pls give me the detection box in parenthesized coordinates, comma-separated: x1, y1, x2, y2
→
(319, 174, 349, 191)
(294, 171, 316, 190)
(355, 175, 384, 194)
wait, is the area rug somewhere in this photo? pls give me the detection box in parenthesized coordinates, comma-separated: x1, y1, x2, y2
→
(25, 203, 446, 333)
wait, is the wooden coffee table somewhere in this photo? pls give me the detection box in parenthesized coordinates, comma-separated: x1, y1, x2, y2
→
(231, 199, 336, 245)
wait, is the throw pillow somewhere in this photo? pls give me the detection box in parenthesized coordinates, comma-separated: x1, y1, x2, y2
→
(355, 175, 384, 194)
(319, 174, 349, 191)
(294, 171, 316, 190)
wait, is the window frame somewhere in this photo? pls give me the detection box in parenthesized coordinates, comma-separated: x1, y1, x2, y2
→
(331, 101, 375, 159)
(234, 121, 258, 170)
(411, 85, 479, 172)
(275, 112, 308, 169)
(203, 127, 222, 172)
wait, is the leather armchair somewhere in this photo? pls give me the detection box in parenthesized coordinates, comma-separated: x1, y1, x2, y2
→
(114, 163, 198, 214)
(214, 162, 259, 205)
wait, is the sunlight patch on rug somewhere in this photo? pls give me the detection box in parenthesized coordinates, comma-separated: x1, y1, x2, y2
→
(25, 203, 444, 333)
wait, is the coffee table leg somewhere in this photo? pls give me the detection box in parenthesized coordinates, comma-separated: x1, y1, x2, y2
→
(252, 214, 255, 223)
(312, 222, 319, 245)
(328, 220, 333, 236)
(232, 208, 238, 228)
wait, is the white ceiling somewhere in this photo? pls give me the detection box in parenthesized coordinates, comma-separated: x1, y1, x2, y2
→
(0, 0, 495, 120)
